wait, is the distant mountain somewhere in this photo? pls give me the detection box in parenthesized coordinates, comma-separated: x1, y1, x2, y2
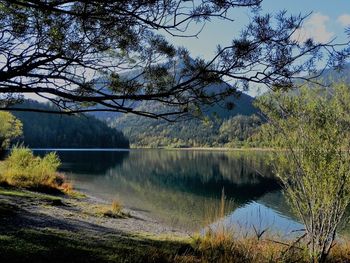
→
(11, 101, 129, 148)
(318, 63, 350, 85)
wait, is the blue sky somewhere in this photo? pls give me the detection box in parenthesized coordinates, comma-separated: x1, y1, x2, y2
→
(168, 0, 350, 60)
(166, 0, 350, 96)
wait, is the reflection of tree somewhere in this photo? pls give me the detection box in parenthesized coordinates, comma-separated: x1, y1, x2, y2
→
(34, 150, 129, 175)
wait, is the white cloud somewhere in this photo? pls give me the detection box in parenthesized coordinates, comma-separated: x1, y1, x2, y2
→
(338, 14, 350, 27)
(292, 13, 334, 43)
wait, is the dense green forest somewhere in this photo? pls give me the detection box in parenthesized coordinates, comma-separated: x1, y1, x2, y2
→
(11, 101, 129, 148)
(105, 90, 261, 148)
(113, 110, 262, 148)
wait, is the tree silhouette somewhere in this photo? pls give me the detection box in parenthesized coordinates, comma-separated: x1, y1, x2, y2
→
(0, 1, 348, 120)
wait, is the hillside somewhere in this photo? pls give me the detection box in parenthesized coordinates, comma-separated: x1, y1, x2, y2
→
(86, 56, 261, 148)
(102, 63, 350, 148)
(106, 92, 260, 148)
(11, 101, 129, 148)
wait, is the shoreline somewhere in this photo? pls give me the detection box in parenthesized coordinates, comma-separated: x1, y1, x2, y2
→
(0, 186, 195, 263)
(0, 186, 189, 239)
(23, 147, 276, 152)
(2, 186, 350, 262)
(140, 147, 276, 151)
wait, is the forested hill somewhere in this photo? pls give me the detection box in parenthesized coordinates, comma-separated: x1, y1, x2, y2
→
(103, 92, 260, 148)
(87, 57, 261, 148)
(98, 63, 350, 148)
(11, 101, 129, 148)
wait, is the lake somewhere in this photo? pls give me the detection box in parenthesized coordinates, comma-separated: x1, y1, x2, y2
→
(33, 149, 304, 236)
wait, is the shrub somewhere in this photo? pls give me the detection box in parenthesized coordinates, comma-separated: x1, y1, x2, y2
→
(0, 146, 69, 192)
(256, 84, 350, 262)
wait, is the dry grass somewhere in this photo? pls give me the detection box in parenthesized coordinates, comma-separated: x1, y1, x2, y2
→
(90, 200, 128, 219)
(111, 200, 122, 214)
(187, 230, 309, 263)
(326, 241, 350, 262)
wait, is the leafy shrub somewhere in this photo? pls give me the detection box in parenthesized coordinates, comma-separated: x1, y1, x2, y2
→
(0, 146, 68, 192)
(256, 84, 350, 262)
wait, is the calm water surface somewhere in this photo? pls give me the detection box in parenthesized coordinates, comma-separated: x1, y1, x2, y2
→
(34, 149, 304, 235)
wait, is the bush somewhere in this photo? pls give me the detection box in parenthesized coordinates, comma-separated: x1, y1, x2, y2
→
(256, 84, 350, 262)
(0, 146, 68, 192)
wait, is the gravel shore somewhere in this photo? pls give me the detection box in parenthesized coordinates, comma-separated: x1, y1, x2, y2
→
(0, 188, 189, 240)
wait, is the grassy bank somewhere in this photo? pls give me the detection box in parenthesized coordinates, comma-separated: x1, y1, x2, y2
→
(1, 186, 350, 262)
(0, 186, 190, 263)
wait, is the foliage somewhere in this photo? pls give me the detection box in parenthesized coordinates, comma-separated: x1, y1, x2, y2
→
(119, 114, 262, 148)
(0, 111, 22, 150)
(0, 146, 67, 192)
(219, 115, 262, 145)
(256, 84, 350, 262)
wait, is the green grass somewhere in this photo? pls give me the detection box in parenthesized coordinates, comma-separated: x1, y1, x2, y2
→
(0, 187, 62, 202)
(0, 227, 192, 263)
(0, 187, 60, 199)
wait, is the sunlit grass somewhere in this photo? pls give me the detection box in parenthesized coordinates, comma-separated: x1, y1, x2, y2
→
(0, 146, 73, 194)
(89, 199, 129, 219)
(0, 187, 62, 201)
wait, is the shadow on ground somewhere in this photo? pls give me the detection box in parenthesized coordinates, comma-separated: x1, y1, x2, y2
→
(0, 190, 193, 263)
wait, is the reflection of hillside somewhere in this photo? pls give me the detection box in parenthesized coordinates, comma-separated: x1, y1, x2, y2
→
(63, 150, 281, 231)
(257, 191, 299, 222)
(80, 173, 239, 231)
(35, 150, 130, 174)
(123, 150, 275, 184)
(115, 150, 279, 201)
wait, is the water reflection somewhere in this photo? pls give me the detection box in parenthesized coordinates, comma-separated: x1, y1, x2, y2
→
(34, 149, 298, 232)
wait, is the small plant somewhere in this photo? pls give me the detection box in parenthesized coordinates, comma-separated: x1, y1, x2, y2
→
(111, 200, 122, 214)
(98, 200, 127, 218)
